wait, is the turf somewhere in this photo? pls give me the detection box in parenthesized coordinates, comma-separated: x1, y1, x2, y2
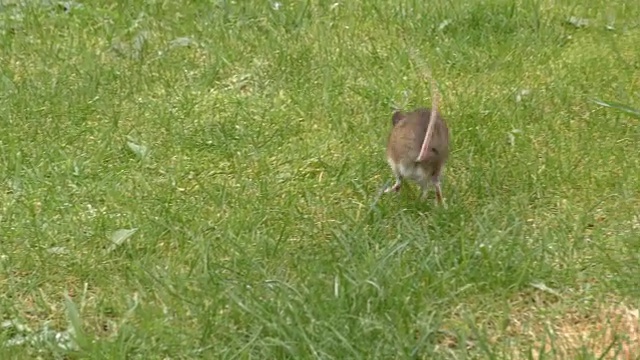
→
(1, 0, 639, 358)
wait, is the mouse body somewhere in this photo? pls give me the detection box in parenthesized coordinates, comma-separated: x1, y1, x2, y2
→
(385, 107, 450, 204)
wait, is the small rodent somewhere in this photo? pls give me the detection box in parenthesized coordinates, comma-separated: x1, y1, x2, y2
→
(384, 106, 450, 204)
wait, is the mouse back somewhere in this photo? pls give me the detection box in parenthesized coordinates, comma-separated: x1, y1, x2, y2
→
(387, 108, 449, 166)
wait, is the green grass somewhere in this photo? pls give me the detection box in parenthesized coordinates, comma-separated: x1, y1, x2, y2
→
(1, 0, 640, 358)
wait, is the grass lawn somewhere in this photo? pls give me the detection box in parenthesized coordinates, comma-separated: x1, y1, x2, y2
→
(1, 0, 639, 358)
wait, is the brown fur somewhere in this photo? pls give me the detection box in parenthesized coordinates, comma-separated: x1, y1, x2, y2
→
(385, 107, 450, 204)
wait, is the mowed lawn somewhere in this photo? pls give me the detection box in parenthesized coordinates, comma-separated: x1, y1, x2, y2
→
(1, 0, 639, 358)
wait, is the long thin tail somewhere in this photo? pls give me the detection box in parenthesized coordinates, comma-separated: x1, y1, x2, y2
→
(408, 49, 439, 162)
(417, 78, 439, 162)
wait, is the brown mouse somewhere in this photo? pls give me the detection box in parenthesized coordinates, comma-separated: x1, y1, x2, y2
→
(384, 104, 450, 204)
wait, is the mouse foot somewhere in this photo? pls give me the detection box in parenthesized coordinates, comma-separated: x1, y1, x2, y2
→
(384, 181, 402, 193)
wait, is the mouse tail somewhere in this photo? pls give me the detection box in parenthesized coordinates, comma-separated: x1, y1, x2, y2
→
(417, 74, 439, 162)
(407, 47, 441, 163)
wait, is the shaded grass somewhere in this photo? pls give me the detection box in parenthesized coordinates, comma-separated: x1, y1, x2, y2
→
(1, 0, 639, 358)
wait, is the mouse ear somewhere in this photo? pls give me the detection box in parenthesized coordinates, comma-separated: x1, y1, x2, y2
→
(392, 111, 405, 126)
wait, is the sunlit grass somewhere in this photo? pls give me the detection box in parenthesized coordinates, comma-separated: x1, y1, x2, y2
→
(0, 0, 639, 358)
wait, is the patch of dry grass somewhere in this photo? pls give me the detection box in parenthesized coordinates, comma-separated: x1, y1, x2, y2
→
(508, 299, 639, 359)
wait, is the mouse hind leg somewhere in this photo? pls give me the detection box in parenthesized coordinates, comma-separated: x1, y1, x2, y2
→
(385, 173, 403, 193)
(418, 164, 445, 205)
(384, 160, 403, 193)
(431, 166, 445, 205)
(418, 177, 443, 204)
(433, 179, 443, 204)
